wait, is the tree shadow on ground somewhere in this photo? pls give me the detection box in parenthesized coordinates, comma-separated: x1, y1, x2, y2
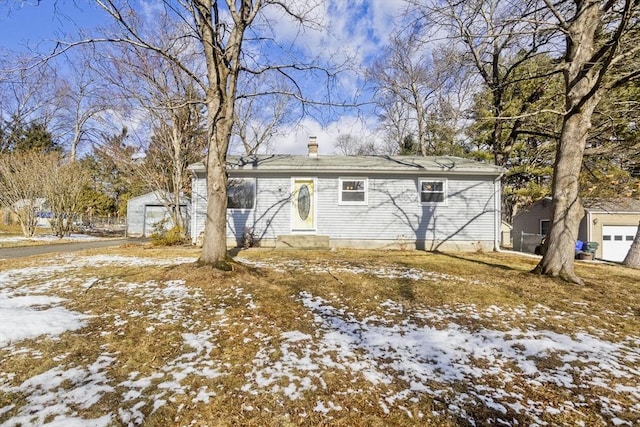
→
(433, 251, 531, 272)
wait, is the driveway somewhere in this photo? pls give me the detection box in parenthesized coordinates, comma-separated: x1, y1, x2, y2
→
(0, 238, 146, 260)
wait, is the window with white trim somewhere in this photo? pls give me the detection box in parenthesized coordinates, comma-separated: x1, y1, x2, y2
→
(419, 179, 446, 205)
(339, 178, 367, 205)
(227, 178, 255, 209)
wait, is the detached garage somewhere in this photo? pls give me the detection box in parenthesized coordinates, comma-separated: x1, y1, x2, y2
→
(514, 197, 640, 262)
(127, 191, 190, 237)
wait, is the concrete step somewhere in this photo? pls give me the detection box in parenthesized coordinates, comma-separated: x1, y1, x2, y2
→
(275, 235, 330, 249)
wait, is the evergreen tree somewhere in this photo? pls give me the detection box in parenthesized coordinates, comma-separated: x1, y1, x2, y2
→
(0, 117, 60, 153)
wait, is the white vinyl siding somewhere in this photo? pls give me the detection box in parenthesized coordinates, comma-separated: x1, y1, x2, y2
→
(192, 172, 498, 247)
(316, 175, 495, 243)
(339, 178, 367, 205)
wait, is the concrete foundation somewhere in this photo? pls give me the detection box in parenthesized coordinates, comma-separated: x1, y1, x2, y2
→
(227, 236, 494, 252)
(275, 235, 331, 249)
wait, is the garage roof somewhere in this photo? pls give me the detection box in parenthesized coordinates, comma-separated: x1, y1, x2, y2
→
(583, 198, 640, 213)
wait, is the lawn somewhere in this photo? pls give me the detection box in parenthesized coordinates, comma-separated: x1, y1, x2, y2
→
(1, 245, 639, 426)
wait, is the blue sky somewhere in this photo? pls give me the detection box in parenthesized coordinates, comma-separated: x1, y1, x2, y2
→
(0, 1, 406, 155)
(0, 1, 106, 52)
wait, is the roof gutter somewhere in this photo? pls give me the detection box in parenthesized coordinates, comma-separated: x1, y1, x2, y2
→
(227, 167, 503, 177)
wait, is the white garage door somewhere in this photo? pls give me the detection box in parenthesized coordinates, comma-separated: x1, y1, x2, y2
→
(602, 225, 638, 262)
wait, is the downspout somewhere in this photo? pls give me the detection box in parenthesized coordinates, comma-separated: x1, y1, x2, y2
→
(494, 174, 502, 251)
(190, 171, 197, 245)
(142, 205, 147, 238)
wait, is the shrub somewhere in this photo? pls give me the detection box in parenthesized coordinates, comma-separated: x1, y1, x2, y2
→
(151, 224, 188, 246)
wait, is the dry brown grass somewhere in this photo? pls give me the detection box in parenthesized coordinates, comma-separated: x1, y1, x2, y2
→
(1, 246, 639, 426)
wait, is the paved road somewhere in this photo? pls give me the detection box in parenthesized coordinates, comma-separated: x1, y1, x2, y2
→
(0, 239, 146, 260)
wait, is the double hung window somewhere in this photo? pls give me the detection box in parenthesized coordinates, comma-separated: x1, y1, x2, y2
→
(227, 178, 255, 209)
(339, 178, 367, 205)
(419, 179, 446, 205)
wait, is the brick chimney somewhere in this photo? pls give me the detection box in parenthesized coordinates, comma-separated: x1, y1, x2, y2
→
(307, 136, 318, 157)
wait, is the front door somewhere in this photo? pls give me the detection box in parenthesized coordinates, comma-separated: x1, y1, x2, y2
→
(291, 178, 316, 232)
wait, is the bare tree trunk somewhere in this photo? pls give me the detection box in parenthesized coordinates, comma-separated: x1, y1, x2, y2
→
(16, 206, 38, 238)
(532, 101, 598, 284)
(532, 0, 603, 285)
(194, 0, 253, 267)
(200, 123, 231, 266)
(171, 126, 185, 234)
(623, 221, 640, 268)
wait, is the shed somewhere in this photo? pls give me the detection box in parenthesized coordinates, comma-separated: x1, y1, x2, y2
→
(188, 138, 504, 251)
(513, 197, 640, 261)
(126, 191, 190, 237)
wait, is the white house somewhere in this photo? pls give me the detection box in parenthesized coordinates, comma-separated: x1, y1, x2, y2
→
(188, 138, 504, 251)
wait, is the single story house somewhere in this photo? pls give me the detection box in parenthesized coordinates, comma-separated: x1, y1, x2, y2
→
(188, 138, 504, 251)
(126, 191, 190, 237)
(513, 197, 640, 262)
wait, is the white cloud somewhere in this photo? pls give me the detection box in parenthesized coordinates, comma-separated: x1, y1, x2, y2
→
(260, 0, 405, 70)
(270, 114, 382, 155)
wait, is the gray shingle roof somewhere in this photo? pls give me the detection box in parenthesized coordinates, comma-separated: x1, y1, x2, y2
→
(212, 154, 504, 175)
(583, 198, 640, 213)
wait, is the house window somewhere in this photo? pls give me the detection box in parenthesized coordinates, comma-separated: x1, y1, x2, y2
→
(419, 179, 446, 204)
(339, 178, 367, 205)
(227, 178, 255, 209)
(540, 220, 551, 236)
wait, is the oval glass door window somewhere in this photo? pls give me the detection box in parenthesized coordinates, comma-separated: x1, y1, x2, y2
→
(298, 185, 310, 220)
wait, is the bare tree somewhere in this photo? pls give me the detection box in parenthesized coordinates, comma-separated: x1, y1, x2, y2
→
(93, 40, 207, 236)
(0, 150, 58, 237)
(54, 52, 112, 161)
(333, 134, 378, 155)
(0, 58, 60, 152)
(376, 100, 414, 155)
(63, 0, 331, 267)
(533, 0, 640, 284)
(408, 0, 557, 165)
(368, 33, 461, 156)
(410, 0, 640, 283)
(232, 74, 297, 155)
(44, 159, 92, 237)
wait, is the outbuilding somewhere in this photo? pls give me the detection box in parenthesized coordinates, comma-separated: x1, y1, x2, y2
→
(188, 138, 504, 251)
(126, 191, 190, 238)
(513, 197, 640, 262)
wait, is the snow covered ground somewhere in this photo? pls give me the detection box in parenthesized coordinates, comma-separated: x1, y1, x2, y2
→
(0, 233, 106, 244)
(1, 252, 639, 426)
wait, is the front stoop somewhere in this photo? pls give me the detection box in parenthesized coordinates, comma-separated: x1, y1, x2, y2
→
(275, 235, 330, 249)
